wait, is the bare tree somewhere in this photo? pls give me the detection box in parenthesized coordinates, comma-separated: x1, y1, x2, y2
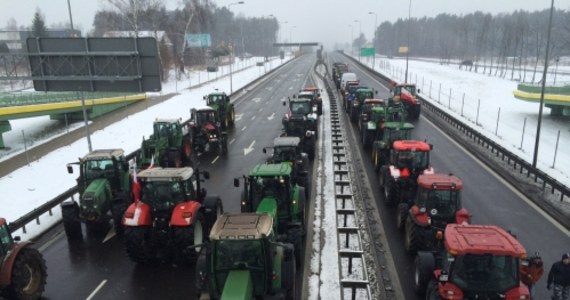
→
(105, 0, 163, 36)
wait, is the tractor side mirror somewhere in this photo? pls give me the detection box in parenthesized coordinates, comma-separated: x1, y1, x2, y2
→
(13, 236, 21, 242)
(417, 89, 421, 94)
(67, 165, 74, 174)
(203, 96, 206, 100)
(262, 148, 267, 154)
(283, 100, 286, 106)
(202, 171, 210, 180)
(234, 178, 240, 187)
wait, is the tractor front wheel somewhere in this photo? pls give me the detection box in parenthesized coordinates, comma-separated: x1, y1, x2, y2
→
(124, 226, 155, 264)
(396, 203, 409, 231)
(286, 227, 304, 266)
(173, 211, 206, 265)
(62, 204, 82, 240)
(413, 252, 435, 294)
(404, 217, 425, 254)
(9, 247, 47, 300)
(229, 108, 236, 127)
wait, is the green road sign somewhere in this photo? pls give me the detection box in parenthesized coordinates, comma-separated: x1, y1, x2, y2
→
(360, 47, 375, 57)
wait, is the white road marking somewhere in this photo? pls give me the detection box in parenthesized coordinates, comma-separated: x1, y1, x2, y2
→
(86, 279, 107, 300)
(229, 138, 236, 145)
(211, 156, 220, 164)
(244, 140, 256, 156)
(241, 126, 247, 131)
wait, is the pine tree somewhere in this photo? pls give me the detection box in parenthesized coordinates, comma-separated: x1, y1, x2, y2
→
(31, 9, 48, 37)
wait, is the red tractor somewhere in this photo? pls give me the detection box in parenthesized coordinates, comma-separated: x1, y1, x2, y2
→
(399, 174, 471, 254)
(0, 218, 47, 300)
(391, 83, 421, 120)
(379, 140, 434, 206)
(122, 167, 223, 265)
(413, 224, 530, 298)
(302, 86, 323, 115)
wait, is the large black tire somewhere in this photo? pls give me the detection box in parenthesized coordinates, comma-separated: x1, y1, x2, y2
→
(173, 211, 206, 265)
(9, 247, 47, 300)
(61, 204, 82, 240)
(426, 280, 442, 299)
(286, 227, 304, 266)
(298, 189, 306, 228)
(382, 170, 399, 206)
(111, 200, 128, 236)
(281, 245, 296, 300)
(413, 251, 435, 294)
(361, 130, 372, 148)
(306, 141, 316, 160)
(396, 203, 409, 231)
(203, 197, 223, 231)
(195, 251, 209, 297)
(350, 107, 358, 122)
(124, 226, 155, 264)
(229, 107, 236, 127)
(405, 217, 425, 254)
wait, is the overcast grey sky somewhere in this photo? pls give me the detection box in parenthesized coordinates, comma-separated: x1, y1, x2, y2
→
(1, 0, 569, 48)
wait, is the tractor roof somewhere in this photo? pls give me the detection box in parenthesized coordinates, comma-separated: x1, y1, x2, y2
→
(249, 163, 292, 177)
(383, 122, 415, 130)
(418, 174, 463, 190)
(303, 86, 319, 92)
(297, 91, 314, 97)
(208, 91, 227, 96)
(0, 218, 6, 226)
(194, 106, 215, 112)
(393, 140, 431, 152)
(356, 87, 374, 93)
(138, 167, 194, 181)
(395, 83, 416, 88)
(273, 136, 301, 147)
(83, 149, 125, 160)
(154, 118, 180, 124)
(364, 98, 385, 105)
(444, 224, 527, 258)
(371, 106, 386, 113)
(210, 213, 273, 240)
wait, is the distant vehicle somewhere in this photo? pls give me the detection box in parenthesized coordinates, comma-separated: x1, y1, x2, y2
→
(206, 62, 218, 72)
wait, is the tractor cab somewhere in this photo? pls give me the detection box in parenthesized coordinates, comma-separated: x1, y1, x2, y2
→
(414, 174, 465, 224)
(391, 140, 432, 173)
(139, 119, 189, 169)
(72, 149, 129, 191)
(204, 91, 229, 108)
(414, 224, 529, 297)
(0, 218, 15, 251)
(391, 83, 421, 119)
(263, 137, 310, 195)
(192, 107, 218, 127)
(197, 213, 295, 300)
(301, 86, 323, 115)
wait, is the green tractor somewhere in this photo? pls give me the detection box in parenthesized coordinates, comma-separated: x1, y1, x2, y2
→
(203, 91, 236, 130)
(195, 213, 296, 300)
(371, 122, 415, 171)
(234, 163, 306, 261)
(281, 114, 317, 160)
(139, 118, 193, 169)
(263, 136, 310, 198)
(0, 218, 47, 300)
(62, 149, 133, 240)
(360, 101, 408, 148)
(348, 87, 376, 122)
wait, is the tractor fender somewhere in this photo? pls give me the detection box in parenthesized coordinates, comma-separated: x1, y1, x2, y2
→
(454, 208, 471, 224)
(0, 242, 31, 287)
(123, 201, 152, 226)
(170, 201, 202, 226)
(409, 205, 430, 226)
(504, 284, 530, 298)
(433, 280, 464, 298)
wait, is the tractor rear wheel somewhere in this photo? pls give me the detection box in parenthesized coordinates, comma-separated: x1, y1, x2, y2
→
(382, 174, 399, 206)
(405, 217, 425, 254)
(286, 227, 304, 266)
(173, 211, 206, 265)
(62, 204, 82, 240)
(203, 197, 224, 231)
(413, 252, 435, 294)
(396, 203, 409, 231)
(229, 108, 236, 127)
(124, 226, 155, 264)
(9, 247, 47, 300)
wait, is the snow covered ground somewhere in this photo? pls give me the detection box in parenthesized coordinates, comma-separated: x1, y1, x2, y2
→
(359, 55, 570, 189)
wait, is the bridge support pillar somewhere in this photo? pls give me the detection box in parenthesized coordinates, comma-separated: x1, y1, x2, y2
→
(0, 120, 12, 148)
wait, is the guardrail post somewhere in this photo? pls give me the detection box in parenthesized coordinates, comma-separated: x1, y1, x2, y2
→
(438, 83, 442, 103)
(476, 99, 481, 125)
(448, 88, 452, 109)
(495, 107, 501, 135)
(429, 80, 432, 98)
(519, 117, 527, 150)
(422, 77, 424, 91)
(461, 93, 465, 116)
(22, 130, 30, 166)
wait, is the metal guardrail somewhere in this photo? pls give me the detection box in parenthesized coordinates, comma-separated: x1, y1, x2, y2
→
(345, 54, 570, 202)
(6, 56, 297, 236)
(317, 64, 372, 299)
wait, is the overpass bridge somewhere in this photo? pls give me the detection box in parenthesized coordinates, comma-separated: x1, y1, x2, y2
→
(0, 92, 145, 148)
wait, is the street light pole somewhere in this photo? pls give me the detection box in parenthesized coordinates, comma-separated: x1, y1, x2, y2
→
(532, 0, 555, 168)
(354, 20, 361, 61)
(404, 0, 412, 83)
(369, 12, 377, 68)
(67, 0, 75, 31)
(349, 24, 354, 55)
(227, 1, 245, 93)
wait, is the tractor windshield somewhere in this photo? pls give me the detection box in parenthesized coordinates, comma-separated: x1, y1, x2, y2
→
(140, 181, 187, 211)
(450, 254, 519, 293)
(285, 119, 306, 138)
(196, 111, 216, 126)
(417, 189, 461, 221)
(0, 223, 13, 250)
(385, 128, 412, 144)
(357, 91, 374, 101)
(395, 151, 429, 170)
(273, 146, 297, 163)
(207, 95, 225, 106)
(290, 101, 311, 115)
(83, 159, 114, 180)
(214, 239, 267, 295)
